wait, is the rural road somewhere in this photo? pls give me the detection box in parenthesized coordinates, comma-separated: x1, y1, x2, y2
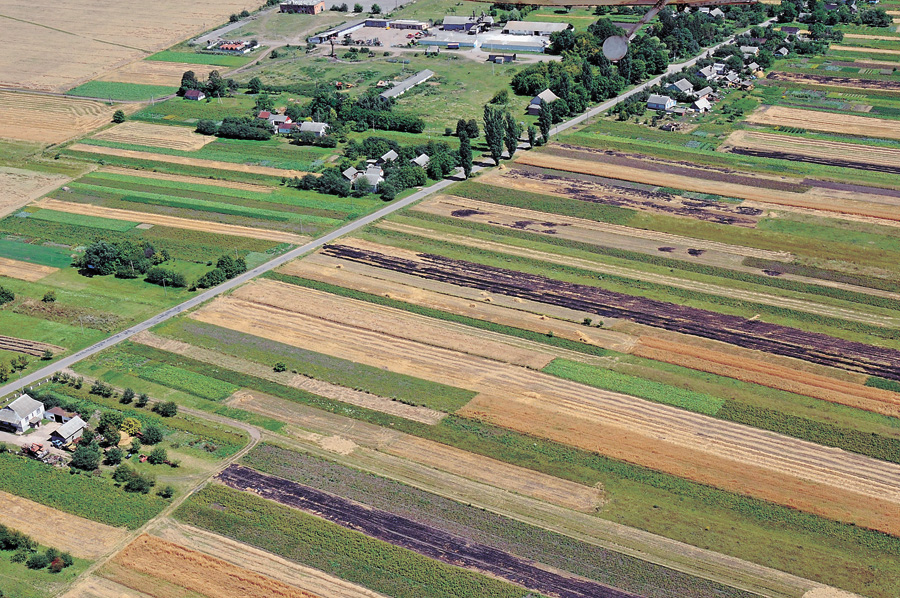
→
(0, 21, 772, 400)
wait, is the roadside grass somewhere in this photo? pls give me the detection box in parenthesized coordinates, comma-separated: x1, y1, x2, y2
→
(176, 483, 543, 598)
(65, 81, 177, 101)
(0, 453, 167, 529)
(145, 50, 254, 67)
(144, 322, 476, 412)
(241, 443, 755, 598)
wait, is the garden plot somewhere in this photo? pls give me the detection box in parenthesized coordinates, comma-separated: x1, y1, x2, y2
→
(0, 91, 119, 144)
(101, 534, 319, 598)
(723, 130, 900, 175)
(33, 198, 307, 244)
(746, 105, 900, 140)
(0, 0, 260, 92)
(766, 71, 900, 93)
(96, 61, 218, 87)
(92, 121, 216, 152)
(0, 491, 127, 559)
(517, 146, 900, 221)
(0, 257, 58, 281)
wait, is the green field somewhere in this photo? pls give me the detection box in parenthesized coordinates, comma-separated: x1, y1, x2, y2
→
(0, 239, 72, 268)
(65, 81, 177, 101)
(145, 50, 255, 67)
(27, 209, 137, 232)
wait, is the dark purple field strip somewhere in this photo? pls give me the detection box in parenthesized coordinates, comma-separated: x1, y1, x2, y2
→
(803, 179, 900, 199)
(729, 148, 900, 176)
(218, 465, 641, 598)
(322, 244, 900, 381)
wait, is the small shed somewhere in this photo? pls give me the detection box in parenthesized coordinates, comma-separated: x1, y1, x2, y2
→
(647, 94, 676, 111)
(380, 149, 399, 163)
(184, 89, 206, 101)
(46, 407, 76, 424)
(488, 53, 516, 63)
(411, 153, 430, 168)
(691, 97, 712, 112)
(51, 416, 86, 446)
(527, 89, 559, 116)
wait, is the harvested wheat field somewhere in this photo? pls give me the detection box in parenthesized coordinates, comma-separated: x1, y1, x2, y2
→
(0, 257, 58, 281)
(99, 166, 274, 193)
(280, 253, 638, 353)
(69, 143, 314, 179)
(0, 335, 65, 357)
(96, 61, 217, 87)
(33, 198, 306, 244)
(723, 130, 900, 175)
(154, 522, 388, 598)
(0, 92, 120, 144)
(376, 220, 895, 328)
(0, 0, 260, 91)
(0, 491, 126, 559)
(830, 44, 900, 56)
(633, 336, 900, 418)
(0, 166, 70, 217)
(766, 71, 900, 93)
(517, 148, 900, 221)
(191, 270, 900, 534)
(104, 535, 319, 598)
(842, 33, 900, 41)
(133, 329, 446, 425)
(415, 195, 786, 263)
(92, 121, 216, 151)
(747, 105, 900, 140)
(60, 576, 154, 598)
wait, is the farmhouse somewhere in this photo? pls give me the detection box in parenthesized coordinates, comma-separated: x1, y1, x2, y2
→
(298, 122, 329, 137)
(46, 406, 76, 424)
(0, 395, 45, 434)
(527, 89, 559, 116)
(666, 78, 693, 94)
(647, 94, 676, 111)
(379, 69, 435, 99)
(280, 0, 325, 14)
(184, 89, 206, 101)
(694, 86, 714, 99)
(501, 21, 570, 36)
(488, 53, 517, 63)
(411, 153, 430, 168)
(50, 416, 86, 446)
(352, 165, 384, 190)
(697, 65, 718, 80)
(741, 45, 760, 57)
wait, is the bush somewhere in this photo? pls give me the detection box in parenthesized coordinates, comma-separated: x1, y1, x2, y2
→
(273, 362, 287, 373)
(147, 447, 168, 465)
(153, 401, 178, 418)
(141, 425, 164, 445)
(158, 485, 175, 499)
(104, 447, 123, 466)
(26, 552, 50, 570)
(217, 116, 272, 140)
(120, 388, 135, 404)
(196, 119, 218, 135)
(70, 442, 102, 471)
(41, 290, 56, 303)
(0, 286, 14, 305)
(112, 110, 126, 123)
(136, 393, 150, 408)
(145, 267, 186, 288)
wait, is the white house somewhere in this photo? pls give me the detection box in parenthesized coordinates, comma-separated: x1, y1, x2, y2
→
(299, 122, 330, 137)
(647, 94, 676, 111)
(0, 395, 45, 434)
(527, 89, 559, 116)
(697, 65, 718, 80)
(694, 86, 714, 99)
(741, 45, 760, 57)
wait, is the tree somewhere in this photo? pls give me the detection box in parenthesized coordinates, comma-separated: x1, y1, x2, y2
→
(141, 425, 164, 444)
(147, 447, 168, 465)
(254, 93, 274, 112)
(70, 442, 101, 471)
(104, 447, 123, 466)
(180, 70, 200, 93)
(371, 3, 381, 13)
(120, 417, 141, 436)
(379, 182, 397, 201)
(483, 105, 504, 165)
(527, 124, 537, 148)
(112, 110, 126, 123)
(538, 102, 552, 142)
(353, 2, 363, 11)
(41, 349, 53, 361)
(196, 268, 227, 288)
(136, 393, 149, 408)
(504, 112, 521, 159)
(120, 388, 135, 404)
(41, 290, 55, 303)
(153, 401, 178, 417)
(0, 285, 12, 305)
(458, 133, 473, 178)
(158, 485, 175, 499)
(26, 552, 50, 570)
(98, 411, 125, 440)
(273, 362, 287, 372)
(247, 76, 263, 94)
(206, 70, 228, 98)
(196, 119, 217, 135)
(455, 118, 467, 138)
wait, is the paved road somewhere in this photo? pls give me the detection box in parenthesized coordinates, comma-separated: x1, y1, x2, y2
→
(0, 22, 771, 400)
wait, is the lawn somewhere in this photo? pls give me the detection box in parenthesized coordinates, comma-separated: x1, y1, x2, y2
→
(65, 81, 177, 101)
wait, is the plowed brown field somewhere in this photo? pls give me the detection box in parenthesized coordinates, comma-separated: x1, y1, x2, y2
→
(517, 150, 900, 220)
(0, 166, 70, 217)
(0, 491, 126, 559)
(96, 61, 217, 87)
(767, 71, 900, 93)
(0, 257, 58, 281)
(68, 143, 315, 178)
(0, 92, 120, 144)
(633, 336, 900, 418)
(191, 268, 900, 534)
(747, 105, 900, 140)
(104, 535, 319, 598)
(99, 166, 274, 193)
(33, 198, 306, 244)
(92, 121, 215, 151)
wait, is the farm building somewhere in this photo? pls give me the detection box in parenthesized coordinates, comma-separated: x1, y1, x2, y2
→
(0, 395, 45, 434)
(51, 416, 86, 446)
(488, 53, 516, 63)
(184, 89, 206, 101)
(46, 406, 76, 424)
(647, 94, 676, 111)
(776, 47, 789, 56)
(342, 166, 359, 181)
(277, 122, 298, 134)
(694, 86, 714, 99)
(351, 165, 384, 190)
(691, 97, 712, 112)
(308, 20, 366, 43)
(501, 21, 570, 36)
(392, 19, 428, 30)
(442, 15, 493, 32)
(379, 69, 435, 99)
(380, 149, 399, 163)
(299, 121, 329, 137)
(781, 26, 800, 35)
(527, 89, 559, 116)
(280, 0, 325, 14)
(747, 62, 760, 72)
(411, 153, 430, 168)
(366, 18, 391, 27)
(741, 46, 760, 57)
(666, 78, 693, 94)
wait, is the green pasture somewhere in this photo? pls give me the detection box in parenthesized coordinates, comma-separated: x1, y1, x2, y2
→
(65, 81, 177, 101)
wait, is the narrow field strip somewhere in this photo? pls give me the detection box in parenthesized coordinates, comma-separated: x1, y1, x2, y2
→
(0, 256, 58, 281)
(746, 105, 900, 140)
(92, 121, 216, 152)
(33, 198, 307, 244)
(98, 166, 275, 193)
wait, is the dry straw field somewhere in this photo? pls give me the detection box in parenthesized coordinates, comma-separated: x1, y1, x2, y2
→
(0, 0, 260, 91)
(0, 257, 58, 282)
(0, 166, 70, 217)
(96, 61, 218, 87)
(0, 91, 119, 144)
(747, 105, 900, 140)
(92, 121, 217, 151)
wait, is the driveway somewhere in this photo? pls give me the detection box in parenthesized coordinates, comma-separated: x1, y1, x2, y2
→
(0, 421, 68, 457)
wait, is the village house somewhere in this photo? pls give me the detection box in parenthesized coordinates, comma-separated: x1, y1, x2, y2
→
(51, 416, 87, 447)
(691, 97, 712, 112)
(0, 395, 45, 434)
(299, 121, 329, 137)
(184, 89, 206, 101)
(694, 86, 714, 100)
(411, 153, 430, 168)
(647, 94, 676, 111)
(666, 78, 693, 95)
(527, 89, 559, 116)
(697, 65, 718, 80)
(380, 149, 399, 164)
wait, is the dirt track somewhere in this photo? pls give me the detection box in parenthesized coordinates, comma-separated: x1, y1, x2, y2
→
(517, 147, 900, 221)
(0, 491, 127, 559)
(68, 143, 314, 179)
(34, 198, 306, 244)
(219, 465, 631, 598)
(0, 257, 58, 281)
(831, 45, 900, 56)
(104, 534, 319, 598)
(92, 121, 216, 152)
(746, 105, 900, 141)
(99, 166, 274, 193)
